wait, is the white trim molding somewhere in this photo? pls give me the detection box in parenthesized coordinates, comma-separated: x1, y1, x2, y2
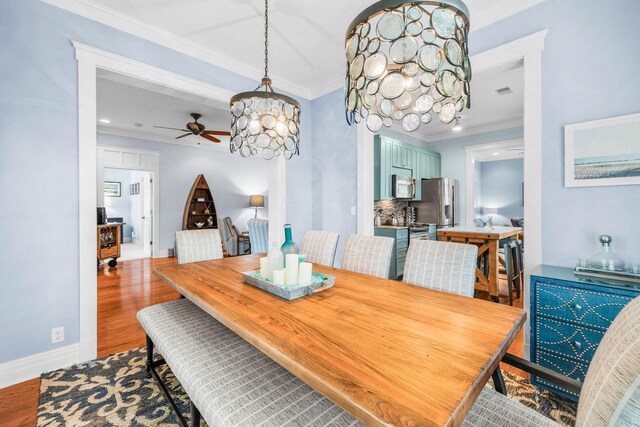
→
(74, 42, 286, 363)
(464, 138, 525, 226)
(44, 0, 311, 99)
(356, 29, 547, 359)
(0, 344, 80, 389)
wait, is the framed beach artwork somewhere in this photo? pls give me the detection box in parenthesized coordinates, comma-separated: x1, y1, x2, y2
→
(104, 181, 121, 197)
(565, 112, 640, 187)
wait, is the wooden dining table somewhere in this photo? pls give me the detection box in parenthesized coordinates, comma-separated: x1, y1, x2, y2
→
(154, 255, 525, 427)
(437, 226, 524, 302)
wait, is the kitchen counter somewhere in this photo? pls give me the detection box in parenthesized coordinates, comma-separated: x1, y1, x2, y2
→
(375, 225, 409, 230)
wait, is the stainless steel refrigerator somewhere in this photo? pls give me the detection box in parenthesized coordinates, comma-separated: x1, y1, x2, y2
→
(411, 178, 459, 227)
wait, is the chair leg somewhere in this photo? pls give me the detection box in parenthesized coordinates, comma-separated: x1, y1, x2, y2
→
(492, 367, 507, 395)
(145, 335, 153, 379)
(190, 401, 201, 427)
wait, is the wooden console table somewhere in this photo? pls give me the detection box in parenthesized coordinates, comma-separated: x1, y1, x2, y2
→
(437, 226, 523, 301)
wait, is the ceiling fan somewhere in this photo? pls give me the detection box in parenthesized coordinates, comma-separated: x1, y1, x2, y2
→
(153, 113, 230, 143)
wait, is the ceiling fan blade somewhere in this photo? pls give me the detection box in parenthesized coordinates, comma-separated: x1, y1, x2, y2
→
(153, 125, 190, 131)
(175, 133, 192, 139)
(203, 130, 231, 136)
(202, 134, 221, 143)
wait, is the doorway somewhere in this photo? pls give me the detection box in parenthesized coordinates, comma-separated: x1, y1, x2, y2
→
(101, 167, 153, 262)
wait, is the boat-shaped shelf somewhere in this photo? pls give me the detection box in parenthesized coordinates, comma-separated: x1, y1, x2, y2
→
(242, 270, 335, 300)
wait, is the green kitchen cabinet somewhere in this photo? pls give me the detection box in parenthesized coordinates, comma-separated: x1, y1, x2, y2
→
(374, 135, 441, 201)
(374, 135, 394, 200)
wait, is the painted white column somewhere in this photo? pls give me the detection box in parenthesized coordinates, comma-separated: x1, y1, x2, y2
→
(356, 122, 375, 236)
(268, 156, 286, 244)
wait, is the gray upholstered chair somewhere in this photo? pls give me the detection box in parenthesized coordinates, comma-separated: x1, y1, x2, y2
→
(220, 217, 239, 256)
(341, 234, 394, 279)
(299, 230, 340, 267)
(463, 295, 640, 426)
(247, 218, 269, 254)
(403, 239, 478, 297)
(175, 229, 223, 264)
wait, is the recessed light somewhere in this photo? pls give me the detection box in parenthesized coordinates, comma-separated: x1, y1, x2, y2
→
(134, 123, 144, 127)
(452, 117, 462, 132)
(495, 87, 512, 95)
(99, 119, 111, 124)
(493, 152, 500, 156)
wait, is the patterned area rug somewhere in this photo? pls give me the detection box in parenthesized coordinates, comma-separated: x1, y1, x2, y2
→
(38, 347, 577, 426)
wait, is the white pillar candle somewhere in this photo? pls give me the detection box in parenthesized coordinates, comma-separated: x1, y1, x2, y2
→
(272, 269, 286, 286)
(285, 254, 299, 286)
(259, 257, 269, 280)
(298, 262, 312, 286)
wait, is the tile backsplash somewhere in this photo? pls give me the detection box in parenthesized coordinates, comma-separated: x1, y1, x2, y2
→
(374, 200, 409, 225)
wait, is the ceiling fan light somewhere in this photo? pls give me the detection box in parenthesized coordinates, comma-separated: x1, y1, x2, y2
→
(345, 0, 472, 133)
(452, 117, 462, 132)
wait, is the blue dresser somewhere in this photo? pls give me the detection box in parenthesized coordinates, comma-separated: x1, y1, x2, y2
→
(531, 265, 640, 401)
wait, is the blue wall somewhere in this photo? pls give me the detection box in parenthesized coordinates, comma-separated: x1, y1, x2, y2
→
(310, 90, 357, 266)
(0, 0, 309, 364)
(469, 0, 640, 265)
(480, 159, 524, 226)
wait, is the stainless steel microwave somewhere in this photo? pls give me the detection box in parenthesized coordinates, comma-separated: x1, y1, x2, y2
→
(392, 175, 416, 199)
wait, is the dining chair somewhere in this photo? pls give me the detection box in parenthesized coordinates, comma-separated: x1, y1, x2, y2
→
(463, 295, 640, 426)
(247, 218, 269, 254)
(403, 240, 478, 297)
(299, 230, 340, 267)
(341, 235, 394, 279)
(175, 229, 223, 264)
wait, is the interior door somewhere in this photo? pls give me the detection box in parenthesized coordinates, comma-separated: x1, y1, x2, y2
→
(140, 175, 152, 257)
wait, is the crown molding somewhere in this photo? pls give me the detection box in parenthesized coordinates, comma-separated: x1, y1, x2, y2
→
(390, 118, 524, 144)
(43, 0, 312, 100)
(471, 0, 547, 32)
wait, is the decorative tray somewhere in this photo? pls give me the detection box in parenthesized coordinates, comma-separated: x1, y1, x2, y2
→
(242, 270, 335, 300)
(574, 267, 640, 284)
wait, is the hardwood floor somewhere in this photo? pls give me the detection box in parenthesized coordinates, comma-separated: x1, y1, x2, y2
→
(0, 258, 525, 426)
(0, 257, 180, 427)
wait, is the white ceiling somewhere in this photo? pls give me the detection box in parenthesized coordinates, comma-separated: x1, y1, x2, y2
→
(46, 0, 547, 99)
(97, 69, 231, 149)
(392, 58, 524, 140)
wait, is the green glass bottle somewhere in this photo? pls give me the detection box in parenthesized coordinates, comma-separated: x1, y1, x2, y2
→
(280, 224, 299, 256)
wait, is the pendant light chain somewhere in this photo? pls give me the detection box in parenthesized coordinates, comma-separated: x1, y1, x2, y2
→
(263, 0, 270, 84)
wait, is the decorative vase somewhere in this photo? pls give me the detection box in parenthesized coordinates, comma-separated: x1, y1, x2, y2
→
(267, 240, 283, 281)
(280, 224, 299, 257)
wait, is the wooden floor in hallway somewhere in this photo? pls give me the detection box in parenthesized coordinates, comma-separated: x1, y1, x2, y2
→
(0, 258, 524, 427)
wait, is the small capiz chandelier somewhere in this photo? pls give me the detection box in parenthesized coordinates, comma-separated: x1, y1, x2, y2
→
(230, 0, 301, 160)
(345, 0, 472, 133)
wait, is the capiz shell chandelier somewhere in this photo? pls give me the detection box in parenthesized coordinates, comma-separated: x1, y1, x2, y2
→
(345, 0, 471, 133)
(230, 0, 301, 160)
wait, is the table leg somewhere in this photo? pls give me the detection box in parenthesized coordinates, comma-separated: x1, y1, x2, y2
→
(488, 239, 500, 302)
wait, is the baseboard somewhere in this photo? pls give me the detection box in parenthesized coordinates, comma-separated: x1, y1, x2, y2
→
(123, 237, 132, 243)
(0, 344, 80, 389)
(153, 249, 169, 258)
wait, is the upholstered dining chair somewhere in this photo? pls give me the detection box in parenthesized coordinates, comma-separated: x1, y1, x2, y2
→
(341, 234, 394, 279)
(463, 295, 640, 426)
(247, 218, 269, 254)
(403, 239, 478, 297)
(175, 229, 223, 264)
(299, 230, 340, 267)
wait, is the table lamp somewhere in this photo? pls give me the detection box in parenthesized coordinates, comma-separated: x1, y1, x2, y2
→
(249, 195, 265, 218)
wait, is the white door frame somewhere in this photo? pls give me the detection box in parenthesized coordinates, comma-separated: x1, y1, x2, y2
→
(464, 138, 524, 226)
(356, 30, 547, 358)
(74, 42, 286, 362)
(97, 145, 160, 256)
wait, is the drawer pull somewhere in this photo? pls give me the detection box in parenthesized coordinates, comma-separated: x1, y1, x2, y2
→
(573, 303, 583, 311)
(573, 341, 582, 349)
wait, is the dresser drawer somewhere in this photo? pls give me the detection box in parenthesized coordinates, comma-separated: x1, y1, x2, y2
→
(396, 229, 408, 240)
(396, 246, 408, 259)
(535, 281, 633, 331)
(537, 317, 605, 362)
(396, 257, 406, 276)
(533, 350, 589, 401)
